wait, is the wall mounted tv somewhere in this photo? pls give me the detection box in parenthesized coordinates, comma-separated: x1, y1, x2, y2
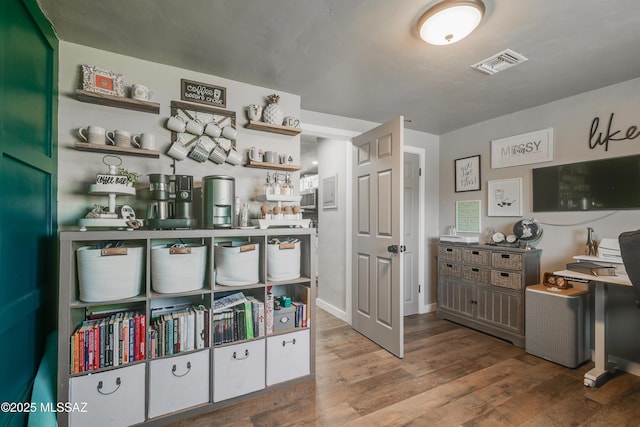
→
(532, 154, 640, 212)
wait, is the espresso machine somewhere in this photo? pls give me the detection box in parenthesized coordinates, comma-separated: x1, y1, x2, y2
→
(202, 175, 235, 228)
(147, 173, 197, 229)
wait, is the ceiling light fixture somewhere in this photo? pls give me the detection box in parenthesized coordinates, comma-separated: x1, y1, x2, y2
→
(417, 0, 485, 45)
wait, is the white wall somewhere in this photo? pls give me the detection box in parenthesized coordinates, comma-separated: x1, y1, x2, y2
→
(439, 76, 640, 369)
(57, 42, 301, 227)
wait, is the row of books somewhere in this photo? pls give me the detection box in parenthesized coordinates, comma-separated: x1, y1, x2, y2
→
(70, 311, 145, 374)
(212, 296, 264, 345)
(148, 304, 210, 358)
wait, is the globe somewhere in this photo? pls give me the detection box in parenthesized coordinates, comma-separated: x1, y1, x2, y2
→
(513, 219, 543, 248)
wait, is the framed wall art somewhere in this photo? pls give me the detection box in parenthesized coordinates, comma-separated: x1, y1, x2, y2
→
(454, 155, 481, 192)
(455, 200, 481, 233)
(488, 178, 523, 216)
(181, 79, 227, 108)
(81, 64, 125, 97)
(491, 128, 553, 169)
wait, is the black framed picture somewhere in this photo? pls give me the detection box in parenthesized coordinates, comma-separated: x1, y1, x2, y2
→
(455, 155, 481, 192)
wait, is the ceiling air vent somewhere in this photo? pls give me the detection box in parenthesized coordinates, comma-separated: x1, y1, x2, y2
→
(471, 49, 528, 75)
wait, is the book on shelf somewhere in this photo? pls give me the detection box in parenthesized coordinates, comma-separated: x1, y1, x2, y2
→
(213, 291, 248, 312)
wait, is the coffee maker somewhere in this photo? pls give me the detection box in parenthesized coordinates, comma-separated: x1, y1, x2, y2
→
(202, 175, 235, 228)
(147, 173, 197, 229)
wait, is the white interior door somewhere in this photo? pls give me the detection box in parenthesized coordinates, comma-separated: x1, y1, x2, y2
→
(351, 116, 404, 358)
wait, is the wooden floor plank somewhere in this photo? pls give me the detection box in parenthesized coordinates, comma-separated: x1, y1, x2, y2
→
(164, 309, 640, 427)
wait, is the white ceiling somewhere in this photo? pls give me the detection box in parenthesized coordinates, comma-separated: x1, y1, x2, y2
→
(38, 0, 640, 135)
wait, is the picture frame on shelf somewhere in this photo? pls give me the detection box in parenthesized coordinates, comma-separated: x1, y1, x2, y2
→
(81, 64, 125, 97)
(488, 177, 523, 216)
(454, 155, 481, 192)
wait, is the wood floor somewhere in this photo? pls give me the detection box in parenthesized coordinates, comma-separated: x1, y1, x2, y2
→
(165, 309, 640, 426)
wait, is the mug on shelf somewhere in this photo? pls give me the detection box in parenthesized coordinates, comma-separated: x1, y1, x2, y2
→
(131, 84, 154, 101)
(264, 151, 278, 164)
(78, 125, 106, 145)
(283, 116, 300, 127)
(249, 146, 263, 162)
(106, 130, 132, 147)
(247, 104, 263, 121)
(133, 133, 155, 150)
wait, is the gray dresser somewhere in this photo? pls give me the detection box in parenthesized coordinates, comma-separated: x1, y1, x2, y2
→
(437, 242, 541, 347)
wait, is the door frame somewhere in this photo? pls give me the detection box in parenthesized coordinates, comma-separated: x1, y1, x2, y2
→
(404, 146, 427, 314)
(301, 123, 359, 324)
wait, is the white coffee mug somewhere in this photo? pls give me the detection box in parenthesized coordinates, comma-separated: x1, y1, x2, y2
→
(264, 151, 278, 164)
(208, 145, 226, 164)
(106, 130, 132, 147)
(78, 125, 106, 145)
(225, 148, 243, 166)
(280, 154, 293, 165)
(204, 122, 222, 137)
(221, 125, 237, 140)
(249, 146, 263, 162)
(186, 119, 204, 136)
(167, 115, 187, 133)
(133, 133, 155, 150)
(131, 84, 154, 101)
(283, 116, 300, 127)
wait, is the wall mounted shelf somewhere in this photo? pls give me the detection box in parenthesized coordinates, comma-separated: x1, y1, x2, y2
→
(75, 142, 160, 158)
(245, 159, 301, 172)
(245, 120, 301, 136)
(75, 89, 160, 114)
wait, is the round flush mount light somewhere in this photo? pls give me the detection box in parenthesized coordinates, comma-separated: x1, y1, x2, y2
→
(417, 0, 485, 45)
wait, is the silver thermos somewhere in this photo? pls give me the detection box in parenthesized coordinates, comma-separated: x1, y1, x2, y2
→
(202, 175, 235, 228)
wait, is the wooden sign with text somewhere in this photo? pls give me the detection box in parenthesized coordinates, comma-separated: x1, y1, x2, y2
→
(181, 79, 226, 108)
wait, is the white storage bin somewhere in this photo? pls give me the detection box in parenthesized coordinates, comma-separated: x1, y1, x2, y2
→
(76, 246, 144, 302)
(266, 329, 310, 386)
(267, 240, 301, 281)
(215, 242, 260, 286)
(151, 244, 207, 293)
(213, 339, 265, 402)
(69, 363, 145, 427)
(148, 349, 210, 418)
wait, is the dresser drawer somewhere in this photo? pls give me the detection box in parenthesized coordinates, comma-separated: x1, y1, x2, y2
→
(463, 248, 491, 266)
(213, 339, 265, 402)
(69, 363, 145, 427)
(148, 350, 210, 418)
(490, 270, 523, 289)
(439, 245, 462, 262)
(266, 329, 310, 386)
(491, 252, 523, 270)
(439, 261, 462, 278)
(463, 265, 490, 284)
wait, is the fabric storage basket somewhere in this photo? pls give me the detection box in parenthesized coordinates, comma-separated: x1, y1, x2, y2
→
(151, 244, 207, 293)
(267, 240, 301, 281)
(215, 242, 259, 286)
(77, 246, 144, 302)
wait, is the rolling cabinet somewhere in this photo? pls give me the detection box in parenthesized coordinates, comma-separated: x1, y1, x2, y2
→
(436, 243, 541, 347)
(58, 228, 315, 426)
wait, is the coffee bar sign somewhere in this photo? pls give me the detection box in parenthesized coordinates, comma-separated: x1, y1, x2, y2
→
(491, 128, 553, 169)
(181, 79, 226, 108)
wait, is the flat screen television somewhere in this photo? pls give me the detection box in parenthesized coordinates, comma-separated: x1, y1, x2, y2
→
(532, 154, 640, 212)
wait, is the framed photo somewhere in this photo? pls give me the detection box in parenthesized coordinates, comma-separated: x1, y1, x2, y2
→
(491, 128, 553, 169)
(322, 175, 338, 210)
(488, 178, 523, 217)
(81, 64, 125, 97)
(181, 79, 226, 108)
(455, 155, 481, 192)
(455, 200, 481, 233)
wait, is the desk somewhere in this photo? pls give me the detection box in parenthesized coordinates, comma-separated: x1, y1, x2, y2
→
(554, 269, 631, 387)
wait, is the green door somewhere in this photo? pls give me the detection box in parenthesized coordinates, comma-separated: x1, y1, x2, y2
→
(0, 0, 58, 426)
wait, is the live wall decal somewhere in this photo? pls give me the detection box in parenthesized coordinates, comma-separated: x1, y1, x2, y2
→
(589, 112, 640, 151)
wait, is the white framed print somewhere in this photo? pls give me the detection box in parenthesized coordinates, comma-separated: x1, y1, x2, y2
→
(488, 178, 523, 217)
(491, 128, 553, 169)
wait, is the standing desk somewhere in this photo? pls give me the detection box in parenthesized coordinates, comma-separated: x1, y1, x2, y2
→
(554, 268, 631, 387)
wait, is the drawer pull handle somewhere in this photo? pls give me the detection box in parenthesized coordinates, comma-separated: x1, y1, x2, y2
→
(282, 338, 297, 347)
(501, 254, 510, 259)
(233, 349, 250, 360)
(472, 268, 480, 272)
(500, 272, 509, 277)
(97, 377, 121, 395)
(446, 248, 453, 252)
(472, 251, 479, 255)
(172, 361, 192, 377)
